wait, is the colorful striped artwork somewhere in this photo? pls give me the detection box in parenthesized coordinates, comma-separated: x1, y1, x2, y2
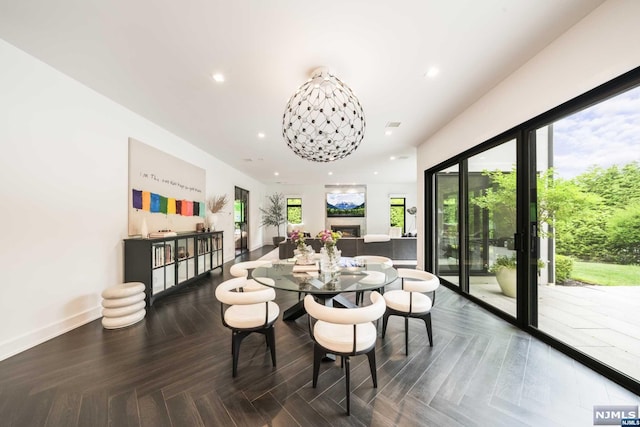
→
(132, 189, 204, 217)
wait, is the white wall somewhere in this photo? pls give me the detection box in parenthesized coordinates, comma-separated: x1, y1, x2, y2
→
(0, 39, 266, 361)
(366, 183, 417, 234)
(415, 0, 640, 267)
(267, 182, 417, 239)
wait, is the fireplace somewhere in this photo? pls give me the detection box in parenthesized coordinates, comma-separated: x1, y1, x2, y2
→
(331, 225, 361, 237)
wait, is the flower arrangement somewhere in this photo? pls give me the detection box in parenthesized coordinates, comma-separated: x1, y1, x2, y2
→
(290, 229, 306, 249)
(316, 229, 342, 248)
(317, 229, 342, 272)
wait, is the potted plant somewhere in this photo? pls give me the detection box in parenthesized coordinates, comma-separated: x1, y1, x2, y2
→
(488, 255, 518, 297)
(260, 193, 286, 247)
(489, 255, 546, 297)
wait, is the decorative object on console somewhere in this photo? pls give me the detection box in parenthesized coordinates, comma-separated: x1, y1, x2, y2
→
(206, 194, 229, 231)
(148, 230, 177, 238)
(140, 217, 149, 238)
(282, 67, 365, 162)
(260, 193, 287, 247)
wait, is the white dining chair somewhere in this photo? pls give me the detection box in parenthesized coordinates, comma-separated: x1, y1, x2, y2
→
(381, 268, 439, 355)
(229, 260, 273, 291)
(215, 276, 280, 377)
(304, 292, 386, 415)
(353, 255, 393, 305)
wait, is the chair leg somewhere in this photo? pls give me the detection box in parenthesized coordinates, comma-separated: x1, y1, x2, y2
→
(266, 326, 277, 366)
(231, 331, 245, 378)
(312, 345, 323, 388)
(423, 313, 433, 347)
(404, 316, 409, 356)
(344, 356, 351, 416)
(366, 349, 377, 388)
(381, 311, 390, 339)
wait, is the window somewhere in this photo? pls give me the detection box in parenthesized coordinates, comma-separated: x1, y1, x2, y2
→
(287, 197, 302, 223)
(390, 197, 406, 234)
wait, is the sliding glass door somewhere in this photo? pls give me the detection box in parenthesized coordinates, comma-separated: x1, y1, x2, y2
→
(433, 138, 519, 318)
(426, 70, 640, 392)
(467, 139, 518, 317)
(532, 85, 640, 382)
(234, 186, 249, 256)
(435, 165, 459, 285)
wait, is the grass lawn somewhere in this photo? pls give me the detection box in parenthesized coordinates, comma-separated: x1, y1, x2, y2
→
(572, 261, 640, 286)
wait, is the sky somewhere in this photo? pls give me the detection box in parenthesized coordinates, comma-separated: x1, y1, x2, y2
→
(553, 85, 640, 179)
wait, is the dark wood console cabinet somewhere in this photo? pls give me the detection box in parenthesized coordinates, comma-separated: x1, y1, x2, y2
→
(124, 231, 223, 306)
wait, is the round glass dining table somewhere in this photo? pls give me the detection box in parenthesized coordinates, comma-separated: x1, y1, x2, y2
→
(251, 260, 398, 321)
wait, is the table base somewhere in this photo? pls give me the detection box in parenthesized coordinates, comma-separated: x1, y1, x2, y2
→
(282, 294, 352, 321)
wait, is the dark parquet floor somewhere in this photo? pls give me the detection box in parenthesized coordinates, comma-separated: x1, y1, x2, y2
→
(0, 246, 638, 426)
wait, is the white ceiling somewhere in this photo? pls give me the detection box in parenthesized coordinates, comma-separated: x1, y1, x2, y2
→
(0, 0, 605, 185)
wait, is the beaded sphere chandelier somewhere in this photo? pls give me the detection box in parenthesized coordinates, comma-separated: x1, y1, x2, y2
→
(282, 67, 365, 162)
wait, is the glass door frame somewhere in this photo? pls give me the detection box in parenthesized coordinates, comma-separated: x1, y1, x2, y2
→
(426, 130, 537, 327)
(424, 66, 640, 396)
(234, 186, 249, 256)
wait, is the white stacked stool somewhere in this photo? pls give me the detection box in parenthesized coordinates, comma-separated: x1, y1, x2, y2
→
(101, 282, 146, 329)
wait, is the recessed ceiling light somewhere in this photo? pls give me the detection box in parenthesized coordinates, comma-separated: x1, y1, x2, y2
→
(212, 73, 225, 83)
(424, 67, 440, 78)
(374, 171, 378, 175)
(257, 132, 265, 138)
(274, 172, 279, 176)
(390, 156, 396, 160)
(328, 171, 333, 176)
(385, 130, 393, 136)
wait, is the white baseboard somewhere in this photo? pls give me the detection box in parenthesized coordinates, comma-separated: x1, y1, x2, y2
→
(0, 306, 102, 362)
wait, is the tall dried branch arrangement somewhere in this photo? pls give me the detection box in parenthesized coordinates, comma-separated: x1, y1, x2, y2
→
(207, 194, 229, 213)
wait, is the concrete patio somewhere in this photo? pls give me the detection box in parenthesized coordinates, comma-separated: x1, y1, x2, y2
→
(468, 279, 640, 382)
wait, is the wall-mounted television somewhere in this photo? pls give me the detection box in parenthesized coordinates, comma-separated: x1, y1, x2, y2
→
(326, 192, 365, 217)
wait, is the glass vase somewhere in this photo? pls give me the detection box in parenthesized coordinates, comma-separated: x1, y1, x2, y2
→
(294, 244, 313, 264)
(320, 246, 341, 273)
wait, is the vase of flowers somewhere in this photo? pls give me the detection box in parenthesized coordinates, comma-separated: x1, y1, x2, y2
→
(317, 229, 342, 273)
(290, 229, 306, 251)
(291, 229, 313, 264)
